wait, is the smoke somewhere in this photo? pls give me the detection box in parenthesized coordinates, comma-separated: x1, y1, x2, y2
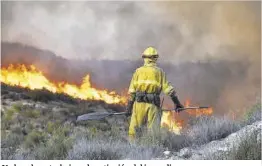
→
(2, 1, 260, 62)
(1, 1, 261, 116)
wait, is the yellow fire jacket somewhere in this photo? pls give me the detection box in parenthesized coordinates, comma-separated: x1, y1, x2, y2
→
(128, 62, 175, 96)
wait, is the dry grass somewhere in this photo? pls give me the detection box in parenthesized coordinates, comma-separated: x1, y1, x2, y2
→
(1, 88, 261, 160)
(186, 116, 241, 145)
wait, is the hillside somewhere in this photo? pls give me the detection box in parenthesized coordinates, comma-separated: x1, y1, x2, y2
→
(2, 41, 260, 113)
(1, 84, 261, 160)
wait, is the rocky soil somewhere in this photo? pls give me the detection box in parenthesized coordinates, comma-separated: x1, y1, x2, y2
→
(160, 121, 261, 160)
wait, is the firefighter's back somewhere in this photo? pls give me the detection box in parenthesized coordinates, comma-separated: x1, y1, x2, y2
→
(135, 65, 163, 94)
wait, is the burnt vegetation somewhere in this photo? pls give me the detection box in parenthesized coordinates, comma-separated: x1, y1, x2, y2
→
(1, 84, 261, 160)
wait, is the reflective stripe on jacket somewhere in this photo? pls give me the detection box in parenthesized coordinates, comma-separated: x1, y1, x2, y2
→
(128, 62, 175, 95)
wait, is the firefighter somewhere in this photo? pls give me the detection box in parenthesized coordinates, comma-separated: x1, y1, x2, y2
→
(126, 47, 184, 139)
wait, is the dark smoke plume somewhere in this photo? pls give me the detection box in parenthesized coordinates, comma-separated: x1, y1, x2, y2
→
(1, 1, 261, 117)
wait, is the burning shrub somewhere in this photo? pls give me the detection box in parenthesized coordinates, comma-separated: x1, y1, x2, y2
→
(1, 64, 126, 104)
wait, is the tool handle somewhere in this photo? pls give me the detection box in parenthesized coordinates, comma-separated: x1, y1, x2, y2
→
(160, 97, 164, 108)
(112, 112, 128, 115)
(176, 106, 210, 111)
(163, 106, 210, 112)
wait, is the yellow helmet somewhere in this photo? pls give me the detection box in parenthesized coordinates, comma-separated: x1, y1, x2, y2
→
(142, 47, 159, 58)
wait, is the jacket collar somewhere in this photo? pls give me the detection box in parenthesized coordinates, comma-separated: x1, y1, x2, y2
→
(143, 58, 157, 67)
(144, 62, 156, 67)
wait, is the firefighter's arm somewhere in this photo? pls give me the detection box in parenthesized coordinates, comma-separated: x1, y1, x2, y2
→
(126, 71, 137, 116)
(162, 71, 184, 112)
(162, 70, 175, 96)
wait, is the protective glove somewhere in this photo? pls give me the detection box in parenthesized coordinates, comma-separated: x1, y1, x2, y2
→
(170, 91, 184, 113)
(175, 103, 184, 113)
(126, 110, 132, 117)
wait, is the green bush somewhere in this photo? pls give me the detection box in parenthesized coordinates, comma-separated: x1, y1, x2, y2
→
(46, 121, 58, 133)
(24, 122, 34, 134)
(2, 104, 24, 130)
(1, 129, 8, 141)
(34, 126, 73, 159)
(12, 102, 24, 112)
(1, 132, 24, 148)
(21, 109, 41, 118)
(2, 103, 23, 123)
(11, 125, 23, 135)
(1, 118, 10, 130)
(231, 132, 261, 160)
(1, 132, 24, 159)
(110, 125, 123, 139)
(244, 102, 261, 125)
(4, 107, 16, 121)
(187, 116, 241, 145)
(24, 130, 47, 149)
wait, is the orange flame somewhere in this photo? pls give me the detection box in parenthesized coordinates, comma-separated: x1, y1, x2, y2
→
(161, 111, 183, 134)
(161, 99, 213, 134)
(0, 64, 127, 104)
(184, 99, 213, 117)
